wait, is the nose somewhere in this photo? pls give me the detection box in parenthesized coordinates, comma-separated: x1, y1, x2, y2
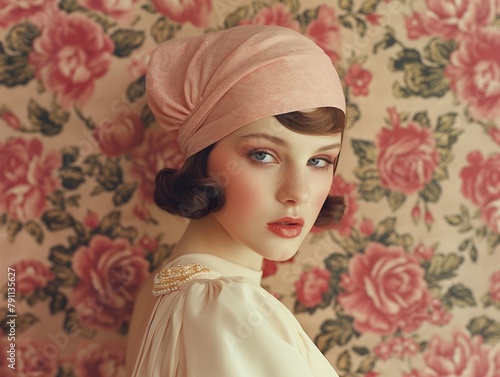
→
(276, 168, 311, 206)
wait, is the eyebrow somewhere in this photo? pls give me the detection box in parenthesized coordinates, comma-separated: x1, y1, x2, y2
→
(240, 133, 341, 152)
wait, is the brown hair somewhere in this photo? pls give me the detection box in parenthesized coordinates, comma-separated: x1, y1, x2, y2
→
(154, 107, 346, 227)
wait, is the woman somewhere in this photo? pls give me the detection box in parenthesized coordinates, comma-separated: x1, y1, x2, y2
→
(126, 24, 346, 376)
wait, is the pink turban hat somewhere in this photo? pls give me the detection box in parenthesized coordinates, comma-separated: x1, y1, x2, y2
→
(146, 25, 345, 158)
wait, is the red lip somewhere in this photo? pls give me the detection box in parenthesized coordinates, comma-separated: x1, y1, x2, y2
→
(267, 217, 304, 239)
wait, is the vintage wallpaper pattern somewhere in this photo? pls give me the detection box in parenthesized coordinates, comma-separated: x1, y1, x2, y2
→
(1, 0, 500, 376)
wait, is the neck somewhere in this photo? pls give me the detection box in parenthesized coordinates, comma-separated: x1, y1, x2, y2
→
(170, 214, 263, 271)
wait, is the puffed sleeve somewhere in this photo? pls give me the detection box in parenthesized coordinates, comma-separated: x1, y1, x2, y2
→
(173, 277, 338, 377)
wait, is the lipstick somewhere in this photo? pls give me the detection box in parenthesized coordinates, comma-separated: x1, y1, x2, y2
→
(267, 217, 304, 239)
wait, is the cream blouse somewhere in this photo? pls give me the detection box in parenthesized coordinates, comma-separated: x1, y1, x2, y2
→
(126, 253, 338, 377)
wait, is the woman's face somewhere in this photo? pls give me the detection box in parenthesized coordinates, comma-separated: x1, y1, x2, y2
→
(206, 116, 342, 261)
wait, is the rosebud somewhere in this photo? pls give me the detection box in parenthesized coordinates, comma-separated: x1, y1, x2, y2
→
(83, 210, 99, 229)
(139, 235, 158, 252)
(1, 110, 21, 130)
(133, 204, 151, 222)
(414, 243, 434, 260)
(359, 218, 375, 236)
(424, 209, 434, 225)
(411, 205, 421, 222)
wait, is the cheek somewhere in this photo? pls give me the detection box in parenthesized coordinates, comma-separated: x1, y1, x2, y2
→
(222, 172, 265, 217)
(311, 174, 334, 209)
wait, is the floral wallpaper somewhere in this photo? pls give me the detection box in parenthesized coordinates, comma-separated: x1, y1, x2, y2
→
(1, 0, 499, 376)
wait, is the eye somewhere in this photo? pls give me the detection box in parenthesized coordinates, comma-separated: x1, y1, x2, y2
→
(248, 150, 276, 164)
(308, 157, 334, 169)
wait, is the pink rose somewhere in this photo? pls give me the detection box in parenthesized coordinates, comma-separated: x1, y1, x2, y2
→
(0, 137, 61, 222)
(460, 151, 500, 207)
(73, 342, 125, 377)
(239, 3, 300, 31)
(29, 12, 114, 108)
(128, 49, 151, 79)
(306, 5, 342, 63)
(404, 370, 420, 377)
(1, 110, 21, 130)
(483, 198, 500, 233)
(366, 14, 381, 26)
(446, 28, 500, 121)
(338, 242, 431, 335)
(422, 331, 500, 377)
(11, 259, 54, 295)
(80, 0, 139, 18)
(0, 0, 58, 29)
(295, 268, 331, 308)
(152, 0, 211, 27)
(70, 234, 149, 330)
(377, 110, 440, 195)
(421, 0, 498, 40)
(130, 126, 185, 203)
(345, 63, 372, 96)
(405, 12, 430, 40)
(93, 113, 145, 157)
(490, 271, 500, 302)
(15, 337, 59, 377)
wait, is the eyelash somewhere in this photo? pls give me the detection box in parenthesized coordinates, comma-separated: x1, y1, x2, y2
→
(248, 149, 335, 170)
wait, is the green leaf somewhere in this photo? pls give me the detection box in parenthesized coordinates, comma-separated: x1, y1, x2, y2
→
(12, 313, 39, 333)
(436, 113, 457, 132)
(357, 355, 377, 373)
(6, 22, 39, 54)
(387, 190, 406, 211)
(469, 244, 478, 262)
(27, 99, 63, 136)
(458, 238, 470, 251)
(324, 253, 349, 275)
(355, 17, 367, 37)
(425, 253, 464, 283)
(445, 283, 476, 308)
(295, 8, 318, 29)
(351, 139, 376, 162)
(49, 245, 74, 267)
(445, 214, 463, 226)
(98, 210, 121, 235)
(140, 103, 156, 127)
(224, 6, 250, 29)
(277, 0, 299, 15)
(412, 111, 431, 129)
(126, 75, 146, 102)
(42, 210, 75, 231)
(111, 29, 145, 57)
(24, 220, 44, 244)
(49, 292, 68, 314)
(467, 316, 500, 344)
(352, 346, 369, 356)
(390, 49, 422, 71)
(60, 166, 85, 190)
(336, 350, 352, 372)
(359, 0, 380, 14)
(147, 243, 174, 271)
(151, 16, 180, 44)
(371, 217, 396, 243)
(346, 102, 361, 128)
(338, 0, 353, 11)
(433, 164, 449, 180)
(113, 182, 137, 206)
(0, 42, 34, 87)
(52, 265, 79, 287)
(421, 180, 441, 203)
(424, 38, 456, 67)
(141, 2, 157, 13)
(97, 159, 123, 191)
(373, 27, 397, 53)
(315, 316, 357, 353)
